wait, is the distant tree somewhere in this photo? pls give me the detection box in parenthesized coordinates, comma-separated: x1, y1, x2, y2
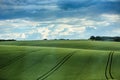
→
(8, 39, 16, 41)
(0, 39, 16, 41)
(59, 39, 65, 40)
(44, 39, 47, 40)
(89, 36, 120, 42)
(89, 36, 95, 41)
(95, 36, 102, 41)
(114, 37, 120, 42)
(0, 39, 5, 41)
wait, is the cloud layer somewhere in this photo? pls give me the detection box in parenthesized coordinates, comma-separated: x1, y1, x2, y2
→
(0, 0, 120, 40)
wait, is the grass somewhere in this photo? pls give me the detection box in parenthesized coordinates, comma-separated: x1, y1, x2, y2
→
(0, 40, 120, 51)
(0, 40, 120, 80)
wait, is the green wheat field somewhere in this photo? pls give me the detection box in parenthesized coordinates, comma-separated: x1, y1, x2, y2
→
(0, 40, 120, 80)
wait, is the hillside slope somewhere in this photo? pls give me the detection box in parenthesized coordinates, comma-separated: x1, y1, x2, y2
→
(0, 40, 120, 80)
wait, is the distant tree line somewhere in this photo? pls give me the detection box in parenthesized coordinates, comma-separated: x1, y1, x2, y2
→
(0, 39, 16, 42)
(89, 36, 120, 42)
(43, 39, 69, 40)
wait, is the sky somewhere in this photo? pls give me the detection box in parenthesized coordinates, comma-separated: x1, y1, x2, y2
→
(0, 0, 120, 40)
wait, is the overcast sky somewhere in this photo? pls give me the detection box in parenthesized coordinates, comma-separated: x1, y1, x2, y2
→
(0, 0, 120, 40)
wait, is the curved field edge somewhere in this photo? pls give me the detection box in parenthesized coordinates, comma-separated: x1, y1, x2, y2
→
(0, 40, 120, 51)
(0, 45, 120, 80)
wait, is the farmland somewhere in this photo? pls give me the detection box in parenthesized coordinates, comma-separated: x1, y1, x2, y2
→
(0, 40, 120, 80)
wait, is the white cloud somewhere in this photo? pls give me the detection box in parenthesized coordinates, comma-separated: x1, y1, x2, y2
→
(26, 23, 86, 39)
(12, 5, 59, 11)
(0, 19, 39, 28)
(50, 24, 86, 37)
(37, 27, 50, 39)
(101, 14, 120, 22)
(0, 33, 26, 39)
(21, 33, 26, 38)
(54, 17, 111, 29)
(0, 14, 119, 40)
(112, 28, 120, 34)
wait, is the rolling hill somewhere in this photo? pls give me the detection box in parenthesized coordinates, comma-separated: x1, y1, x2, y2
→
(0, 40, 120, 80)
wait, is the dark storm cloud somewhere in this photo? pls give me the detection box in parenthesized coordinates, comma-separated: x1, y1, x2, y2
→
(0, 0, 57, 20)
(57, 0, 120, 13)
(0, 0, 56, 5)
(57, 0, 95, 10)
(90, 1, 120, 14)
(0, 0, 120, 20)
